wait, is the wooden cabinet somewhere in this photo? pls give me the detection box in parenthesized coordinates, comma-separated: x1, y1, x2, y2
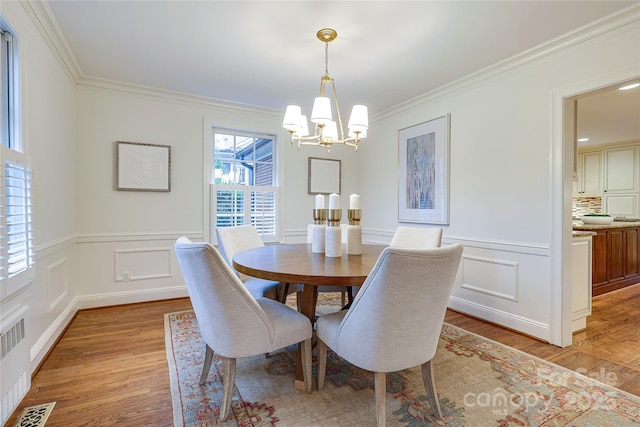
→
(591, 225, 640, 296)
(573, 151, 603, 196)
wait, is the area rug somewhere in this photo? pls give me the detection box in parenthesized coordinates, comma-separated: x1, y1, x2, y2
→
(165, 308, 640, 426)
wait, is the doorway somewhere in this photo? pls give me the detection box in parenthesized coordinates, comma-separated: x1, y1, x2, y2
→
(559, 76, 640, 346)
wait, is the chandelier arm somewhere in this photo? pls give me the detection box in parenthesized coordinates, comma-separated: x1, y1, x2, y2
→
(330, 79, 347, 141)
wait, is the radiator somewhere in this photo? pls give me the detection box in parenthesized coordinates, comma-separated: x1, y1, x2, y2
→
(0, 305, 30, 425)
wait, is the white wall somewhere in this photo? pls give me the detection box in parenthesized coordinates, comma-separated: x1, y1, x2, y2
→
(72, 86, 360, 307)
(0, 1, 77, 422)
(360, 12, 639, 344)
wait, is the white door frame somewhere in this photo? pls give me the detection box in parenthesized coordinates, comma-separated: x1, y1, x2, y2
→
(550, 66, 639, 347)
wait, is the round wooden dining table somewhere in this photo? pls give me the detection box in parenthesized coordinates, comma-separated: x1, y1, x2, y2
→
(233, 243, 386, 390)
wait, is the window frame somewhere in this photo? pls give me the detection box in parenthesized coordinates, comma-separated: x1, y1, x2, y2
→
(211, 128, 280, 244)
(0, 18, 33, 301)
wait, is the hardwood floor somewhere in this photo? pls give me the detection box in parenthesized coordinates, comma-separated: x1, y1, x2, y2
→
(6, 284, 640, 426)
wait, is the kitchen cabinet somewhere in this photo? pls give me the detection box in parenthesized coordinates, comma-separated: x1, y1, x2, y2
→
(591, 225, 640, 296)
(573, 151, 602, 196)
(604, 146, 638, 193)
(604, 194, 639, 218)
(603, 146, 639, 217)
(572, 234, 593, 332)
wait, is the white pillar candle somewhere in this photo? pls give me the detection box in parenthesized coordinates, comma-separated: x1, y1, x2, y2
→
(349, 194, 360, 210)
(315, 194, 325, 209)
(329, 193, 340, 210)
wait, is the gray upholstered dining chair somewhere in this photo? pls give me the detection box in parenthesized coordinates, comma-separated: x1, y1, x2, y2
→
(389, 225, 443, 249)
(316, 244, 463, 426)
(174, 237, 313, 421)
(216, 225, 282, 300)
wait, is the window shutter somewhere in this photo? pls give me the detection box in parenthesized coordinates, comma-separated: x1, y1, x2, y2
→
(251, 190, 277, 237)
(2, 160, 34, 295)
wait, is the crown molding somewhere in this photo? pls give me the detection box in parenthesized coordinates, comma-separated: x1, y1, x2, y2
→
(373, 3, 640, 122)
(76, 75, 283, 118)
(21, 0, 82, 84)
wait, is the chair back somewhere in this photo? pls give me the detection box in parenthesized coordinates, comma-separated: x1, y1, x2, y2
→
(333, 244, 462, 372)
(216, 225, 264, 280)
(174, 237, 275, 358)
(389, 226, 442, 248)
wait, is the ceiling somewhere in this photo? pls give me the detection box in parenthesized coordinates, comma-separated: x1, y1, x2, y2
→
(45, 0, 639, 137)
(576, 82, 640, 148)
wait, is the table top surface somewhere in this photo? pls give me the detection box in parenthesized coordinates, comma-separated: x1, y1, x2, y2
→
(232, 243, 386, 286)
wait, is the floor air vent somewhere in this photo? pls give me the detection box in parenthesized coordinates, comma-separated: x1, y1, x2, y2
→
(1, 317, 25, 361)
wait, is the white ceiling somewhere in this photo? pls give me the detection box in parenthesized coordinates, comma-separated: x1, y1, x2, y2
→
(45, 0, 639, 140)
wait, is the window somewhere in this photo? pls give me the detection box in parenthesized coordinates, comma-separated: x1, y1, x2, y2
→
(0, 21, 33, 299)
(212, 129, 278, 242)
(1, 26, 17, 151)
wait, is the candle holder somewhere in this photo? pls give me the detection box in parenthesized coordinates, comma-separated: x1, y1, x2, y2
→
(347, 209, 362, 255)
(312, 209, 328, 253)
(313, 208, 327, 224)
(325, 209, 342, 257)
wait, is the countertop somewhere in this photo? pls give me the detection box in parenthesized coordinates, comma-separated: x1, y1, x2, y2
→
(573, 230, 597, 237)
(573, 220, 640, 231)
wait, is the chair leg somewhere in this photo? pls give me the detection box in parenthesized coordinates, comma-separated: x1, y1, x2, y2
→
(317, 339, 327, 390)
(278, 282, 290, 303)
(374, 372, 386, 427)
(199, 344, 214, 385)
(219, 356, 237, 421)
(421, 359, 442, 420)
(300, 338, 312, 393)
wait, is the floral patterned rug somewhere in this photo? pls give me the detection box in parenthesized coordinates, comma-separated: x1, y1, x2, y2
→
(165, 305, 640, 426)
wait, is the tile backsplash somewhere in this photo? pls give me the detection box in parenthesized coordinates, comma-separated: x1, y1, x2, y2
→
(572, 196, 602, 218)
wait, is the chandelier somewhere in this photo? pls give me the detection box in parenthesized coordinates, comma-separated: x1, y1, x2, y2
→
(283, 28, 368, 152)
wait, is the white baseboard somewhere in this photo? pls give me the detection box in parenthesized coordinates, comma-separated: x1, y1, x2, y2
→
(448, 295, 551, 343)
(30, 298, 78, 368)
(76, 286, 188, 310)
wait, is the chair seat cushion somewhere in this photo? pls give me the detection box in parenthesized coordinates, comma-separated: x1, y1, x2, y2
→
(243, 277, 280, 299)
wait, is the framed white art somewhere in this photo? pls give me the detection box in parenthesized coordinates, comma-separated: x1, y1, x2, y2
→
(308, 157, 341, 195)
(398, 114, 450, 224)
(117, 141, 171, 192)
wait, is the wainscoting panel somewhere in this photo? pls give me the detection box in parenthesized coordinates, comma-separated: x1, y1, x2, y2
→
(461, 255, 519, 301)
(447, 237, 552, 342)
(46, 258, 69, 313)
(114, 247, 173, 282)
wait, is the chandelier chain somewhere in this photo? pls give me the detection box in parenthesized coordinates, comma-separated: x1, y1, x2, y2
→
(324, 42, 330, 77)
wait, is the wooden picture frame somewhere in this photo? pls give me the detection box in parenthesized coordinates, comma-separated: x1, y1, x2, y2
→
(308, 157, 341, 195)
(398, 114, 450, 224)
(117, 141, 171, 191)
